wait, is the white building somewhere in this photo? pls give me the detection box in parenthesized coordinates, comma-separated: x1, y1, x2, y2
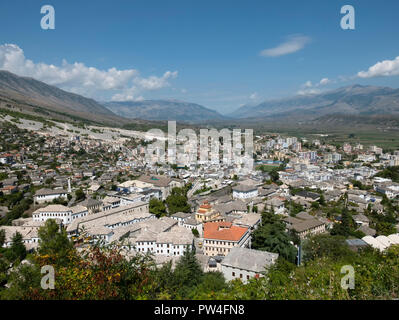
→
(34, 189, 68, 204)
(134, 226, 194, 257)
(221, 247, 278, 283)
(33, 205, 88, 225)
(232, 184, 258, 199)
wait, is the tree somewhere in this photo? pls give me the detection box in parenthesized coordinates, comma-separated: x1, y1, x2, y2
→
(149, 198, 167, 218)
(165, 187, 191, 215)
(330, 208, 354, 237)
(252, 213, 297, 263)
(172, 247, 203, 297)
(0, 229, 5, 247)
(302, 234, 353, 262)
(269, 169, 280, 183)
(75, 188, 86, 202)
(192, 228, 199, 238)
(37, 219, 73, 264)
(6, 232, 26, 262)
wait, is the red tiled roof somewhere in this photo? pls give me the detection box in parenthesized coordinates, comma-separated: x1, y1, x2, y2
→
(203, 221, 248, 242)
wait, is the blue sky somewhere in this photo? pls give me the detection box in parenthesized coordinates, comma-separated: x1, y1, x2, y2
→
(1, 0, 399, 114)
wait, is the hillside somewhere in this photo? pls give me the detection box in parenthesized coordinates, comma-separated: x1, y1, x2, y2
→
(104, 100, 227, 123)
(229, 85, 399, 122)
(0, 70, 129, 126)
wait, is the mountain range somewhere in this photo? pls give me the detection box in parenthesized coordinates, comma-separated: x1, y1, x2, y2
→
(104, 100, 226, 123)
(1, 70, 399, 129)
(228, 85, 399, 122)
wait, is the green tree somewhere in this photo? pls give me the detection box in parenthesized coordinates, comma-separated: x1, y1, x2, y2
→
(302, 234, 354, 262)
(6, 232, 26, 262)
(165, 187, 191, 215)
(37, 219, 73, 264)
(149, 198, 167, 218)
(252, 213, 297, 263)
(192, 228, 199, 238)
(172, 247, 203, 297)
(0, 229, 5, 247)
(75, 188, 86, 202)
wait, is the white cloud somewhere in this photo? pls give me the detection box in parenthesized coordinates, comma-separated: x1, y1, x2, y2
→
(260, 35, 311, 57)
(249, 92, 258, 100)
(304, 81, 313, 88)
(357, 56, 399, 78)
(0, 43, 178, 101)
(319, 78, 330, 85)
(297, 88, 321, 96)
(133, 71, 178, 90)
(298, 77, 332, 95)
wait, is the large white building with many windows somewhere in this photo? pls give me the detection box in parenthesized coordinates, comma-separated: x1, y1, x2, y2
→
(33, 205, 88, 225)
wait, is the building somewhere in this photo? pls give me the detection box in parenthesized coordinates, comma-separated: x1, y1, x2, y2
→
(134, 226, 194, 257)
(232, 184, 258, 199)
(34, 188, 68, 204)
(33, 205, 88, 225)
(195, 201, 221, 223)
(221, 247, 278, 283)
(136, 175, 183, 200)
(283, 214, 326, 239)
(78, 198, 103, 214)
(203, 221, 250, 256)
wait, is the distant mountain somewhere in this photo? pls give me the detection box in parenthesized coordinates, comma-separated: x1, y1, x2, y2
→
(229, 85, 399, 122)
(0, 70, 126, 125)
(104, 100, 227, 123)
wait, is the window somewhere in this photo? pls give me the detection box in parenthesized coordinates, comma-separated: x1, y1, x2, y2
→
(240, 274, 242, 279)
(232, 272, 235, 276)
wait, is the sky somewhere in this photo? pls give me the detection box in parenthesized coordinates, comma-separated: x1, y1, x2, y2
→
(1, 0, 399, 114)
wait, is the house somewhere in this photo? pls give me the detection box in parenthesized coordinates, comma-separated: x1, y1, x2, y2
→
(353, 214, 370, 227)
(232, 184, 258, 199)
(136, 175, 183, 200)
(294, 190, 320, 202)
(214, 200, 248, 215)
(33, 204, 88, 225)
(34, 188, 68, 204)
(232, 213, 261, 231)
(283, 214, 326, 239)
(358, 225, 376, 236)
(264, 198, 285, 215)
(102, 196, 121, 209)
(203, 221, 250, 256)
(1, 185, 18, 195)
(78, 198, 103, 214)
(221, 247, 278, 283)
(171, 212, 192, 225)
(134, 226, 194, 257)
(0, 153, 14, 165)
(195, 201, 222, 223)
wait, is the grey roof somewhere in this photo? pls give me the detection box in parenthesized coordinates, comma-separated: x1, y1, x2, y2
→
(232, 184, 257, 193)
(35, 188, 67, 196)
(221, 247, 278, 273)
(171, 212, 192, 219)
(296, 212, 314, 220)
(358, 225, 376, 236)
(346, 239, 369, 247)
(78, 198, 102, 208)
(353, 214, 370, 223)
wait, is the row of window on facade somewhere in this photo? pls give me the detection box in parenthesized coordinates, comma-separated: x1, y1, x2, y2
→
(205, 240, 234, 246)
(231, 271, 252, 281)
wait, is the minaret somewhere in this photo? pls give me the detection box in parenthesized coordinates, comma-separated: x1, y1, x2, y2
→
(68, 178, 72, 193)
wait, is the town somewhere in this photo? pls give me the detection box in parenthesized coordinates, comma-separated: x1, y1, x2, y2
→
(0, 111, 398, 299)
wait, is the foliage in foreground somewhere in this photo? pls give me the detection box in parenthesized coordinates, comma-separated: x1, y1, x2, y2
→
(1, 221, 399, 300)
